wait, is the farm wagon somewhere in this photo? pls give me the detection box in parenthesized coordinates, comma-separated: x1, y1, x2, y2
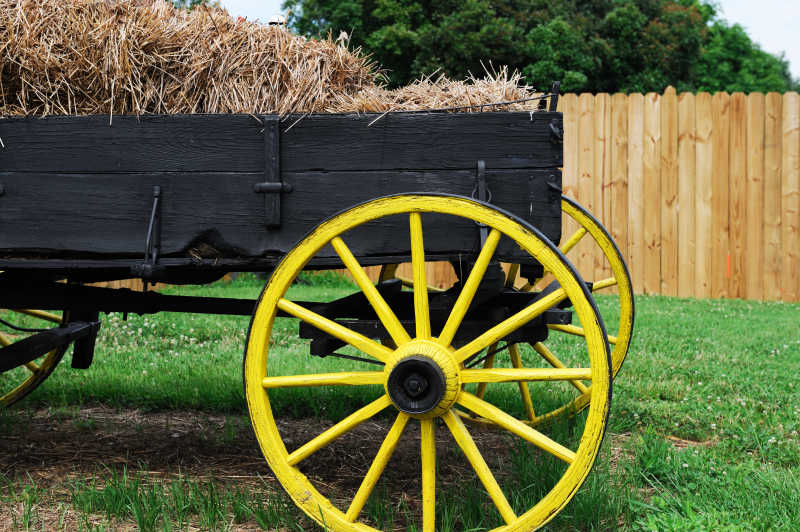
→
(0, 87, 634, 531)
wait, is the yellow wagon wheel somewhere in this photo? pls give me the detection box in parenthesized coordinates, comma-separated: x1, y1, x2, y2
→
(244, 194, 611, 531)
(384, 196, 634, 427)
(467, 196, 634, 426)
(1, 308, 66, 408)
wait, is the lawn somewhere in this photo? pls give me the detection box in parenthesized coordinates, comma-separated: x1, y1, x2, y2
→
(1, 273, 798, 531)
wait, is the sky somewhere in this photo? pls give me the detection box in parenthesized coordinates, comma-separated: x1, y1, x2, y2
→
(219, 0, 800, 78)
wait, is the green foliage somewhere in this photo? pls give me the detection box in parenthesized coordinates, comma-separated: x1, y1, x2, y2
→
(284, 0, 798, 93)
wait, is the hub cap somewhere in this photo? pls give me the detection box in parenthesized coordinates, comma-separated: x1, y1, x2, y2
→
(384, 340, 461, 419)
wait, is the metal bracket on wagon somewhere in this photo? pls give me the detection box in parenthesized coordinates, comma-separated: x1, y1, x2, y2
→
(253, 115, 292, 228)
(131, 185, 164, 280)
(0, 320, 100, 373)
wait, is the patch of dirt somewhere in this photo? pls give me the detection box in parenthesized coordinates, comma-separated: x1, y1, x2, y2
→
(665, 435, 717, 448)
(0, 407, 271, 487)
(0, 407, 626, 530)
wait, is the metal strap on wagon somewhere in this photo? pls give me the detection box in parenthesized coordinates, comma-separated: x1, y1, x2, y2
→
(253, 115, 292, 228)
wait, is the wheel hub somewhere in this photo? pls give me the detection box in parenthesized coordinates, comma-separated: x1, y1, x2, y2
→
(387, 356, 445, 414)
(384, 340, 460, 419)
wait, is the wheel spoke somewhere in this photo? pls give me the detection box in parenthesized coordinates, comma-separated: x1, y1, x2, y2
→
(438, 229, 501, 346)
(533, 342, 590, 393)
(277, 299, 392, 363)
(461, 367, 592, 383)
(287, 395, 392, 466)
(420, 418, 436, 532)
(547, 323, 618, 345)
(457, 392, 576, 464)
(24, 361, 40, 373)
(331, 237, 411, 347)
(591, 276, 617, 292)
(442, 409, 517, 525)
(346, 412, 409, 522)
(15, 309, 62, 324)
(475, 342, 499, 399)
(409, 213, 431, 339)
(453, 288, 567, 363)
(508, 344, 537, 422)
(0, 331, 11, 347)
(560, 226, 588, 255)
(261, 371, 384, 389)
(504, 263, 520, 288)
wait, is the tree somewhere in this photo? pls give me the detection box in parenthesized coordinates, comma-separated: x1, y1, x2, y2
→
(694, 21, 797, 93)
(284, 0, 797, 93)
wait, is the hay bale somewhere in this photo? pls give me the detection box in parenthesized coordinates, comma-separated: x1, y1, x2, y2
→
(0, 0, 540, 116)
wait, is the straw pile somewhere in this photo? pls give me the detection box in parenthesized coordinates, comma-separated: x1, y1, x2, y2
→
(0, 0, 540, 116)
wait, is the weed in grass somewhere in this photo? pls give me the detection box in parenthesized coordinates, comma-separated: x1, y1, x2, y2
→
(364, 484, 396, 530)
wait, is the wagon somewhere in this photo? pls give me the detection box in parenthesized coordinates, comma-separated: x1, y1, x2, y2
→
(0, 85, 634, 531)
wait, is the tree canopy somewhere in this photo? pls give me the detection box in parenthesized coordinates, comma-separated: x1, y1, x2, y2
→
(283, 0, 798, 93)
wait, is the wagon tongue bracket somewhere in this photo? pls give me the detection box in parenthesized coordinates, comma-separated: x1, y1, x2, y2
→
(0, 320, 100, 373)
(253, 115, 292, 228)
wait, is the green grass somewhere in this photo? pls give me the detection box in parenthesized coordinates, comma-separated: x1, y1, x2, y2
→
(2, 273, 798, 530)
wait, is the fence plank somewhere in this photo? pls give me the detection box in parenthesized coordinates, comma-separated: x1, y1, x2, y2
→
(783, 93, 800, 302)
(611, 93, 629, 290)
(660, 87, 678, 296)
(628, 93, 645, 294)
(594, 93, 612, 282)
(643, 93, 662, 294)
(711, 93, 730, 298)
(695, 93, 713, 299)
(764, 93, 783, 300)
(677, 92, 696, 298)
(746, 93, 765, 300)
(728, 93, 747, 299)
(576, 93, 596, 279)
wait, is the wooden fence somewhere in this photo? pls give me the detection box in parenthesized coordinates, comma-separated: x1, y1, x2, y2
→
(557, 89, 799, 302)
(111, 90, 800, 302)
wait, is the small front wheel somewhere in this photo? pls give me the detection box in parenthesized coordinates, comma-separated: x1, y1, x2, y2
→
(1, 309, 66, 408)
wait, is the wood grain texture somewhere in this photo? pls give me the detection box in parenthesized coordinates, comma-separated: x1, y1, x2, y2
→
(746, 93, 765, 300)
(611, 93, 629, 286)
(627, 93, 645, 294)
(0, 112, 562, 174)
(594, 93, 613, 282)
(695, 93, 713, 299)
(728, 93, 747, 299)
(763, 93, 782, 300)
(0, 169, 561, 262)
(576, 93, 595, 278)
(782, 93, 800, 301)
(711, 92, 730, 298)
(677, 92, 696, 298)
(660, 87, 678, 296)
(643, 93, 661, 294)
(561, 94, 580, 256)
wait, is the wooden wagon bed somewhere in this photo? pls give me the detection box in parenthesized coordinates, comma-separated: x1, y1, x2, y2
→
(0, 112, 562, 281)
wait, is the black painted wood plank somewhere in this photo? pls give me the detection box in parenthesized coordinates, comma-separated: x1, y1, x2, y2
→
(0, 112, 562, 173)
(0, 169, 561, 260)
